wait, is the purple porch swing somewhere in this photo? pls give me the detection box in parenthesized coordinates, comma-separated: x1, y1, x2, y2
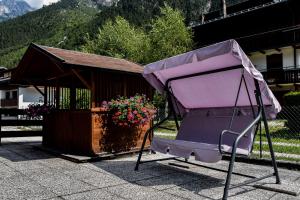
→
(134, 40, 281, 200)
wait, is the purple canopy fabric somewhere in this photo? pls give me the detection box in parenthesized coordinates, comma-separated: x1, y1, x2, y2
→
(144, 39, 281, 118)
(143, 40, 281, 163)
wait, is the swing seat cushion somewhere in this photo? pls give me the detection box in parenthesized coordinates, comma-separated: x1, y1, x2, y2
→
(151, 137, 250, 163)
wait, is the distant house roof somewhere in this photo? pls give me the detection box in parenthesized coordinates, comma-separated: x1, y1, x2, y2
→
(35, 44, 143, 73)
(0, 67, 7, 71)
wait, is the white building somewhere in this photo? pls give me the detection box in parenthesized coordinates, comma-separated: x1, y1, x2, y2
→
(0, 68, 43, 109)
(249, 46, 300, 72)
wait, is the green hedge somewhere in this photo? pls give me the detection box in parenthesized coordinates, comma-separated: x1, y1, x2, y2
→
(283, 91, 300, 106)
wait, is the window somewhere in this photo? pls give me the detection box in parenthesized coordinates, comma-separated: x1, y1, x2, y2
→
(12, 91, 18, 99)
(266, 53, 283, 71)
(5, 91, 10, 100)
(266, 53, 283, 83)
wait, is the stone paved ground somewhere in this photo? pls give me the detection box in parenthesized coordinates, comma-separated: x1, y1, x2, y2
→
(0, 137, 300, 200)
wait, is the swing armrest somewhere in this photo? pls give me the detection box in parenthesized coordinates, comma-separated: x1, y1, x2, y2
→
(218, 112, 262, 155)
(218, 130, 242, 155)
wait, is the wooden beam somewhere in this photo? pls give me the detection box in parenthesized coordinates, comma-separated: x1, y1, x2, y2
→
(293, 44, 300, 49)
(293, 46, 297, 68)
(51, 59, 65, 73)
(275, 48, 281, 52)
(71, 69, 91, 90)
(44, 86, 48, 105)
(70, 76, 76, 110)
(23, 80, 45, 96)
(47, 71, 73, 81)
(259, 50, 266, 54)
(55, 85, 60, 109)
(33, 85, 44, 96)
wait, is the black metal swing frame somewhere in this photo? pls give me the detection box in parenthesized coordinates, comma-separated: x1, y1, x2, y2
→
(134, 65, 281, 200)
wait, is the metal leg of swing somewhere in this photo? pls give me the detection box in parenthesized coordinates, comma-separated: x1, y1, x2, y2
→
(223, 149, 237, 200)
(254, 79, 280, 184)
(262, 111, 281, 184)
(135, 129, 151, 171)
(135, 117, 169, 171)
(259, 122, 262, 159)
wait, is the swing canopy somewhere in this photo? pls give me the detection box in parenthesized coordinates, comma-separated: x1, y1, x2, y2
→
(143, 40, 281, 163)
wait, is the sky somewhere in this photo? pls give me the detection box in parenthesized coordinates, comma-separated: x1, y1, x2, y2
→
(24, 0, 60, 9)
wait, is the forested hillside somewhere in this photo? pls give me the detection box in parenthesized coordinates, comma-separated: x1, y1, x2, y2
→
(0, 0, 241, 68)
(0, 0, 98, 68)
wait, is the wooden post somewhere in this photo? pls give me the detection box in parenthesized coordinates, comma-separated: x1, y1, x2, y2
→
(91, 71, 96, 108)
(294, 45, 297, 69)
(0, 111, 2, 145)
(44, 86, 48, 106)
(70, 86, 76, 110)
(55, 85, 60, 109)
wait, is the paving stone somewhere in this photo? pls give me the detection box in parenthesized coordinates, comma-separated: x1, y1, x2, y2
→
(23, 168, 96, 196)
(294, 176, 300, 184)
(229, 187, 277, 200)
(135, 170, 205, 191)
(163, 177, 227, 200)
(62, 188, 125, 200)
(4, 160, 46, 174)
(0, 148, 27, 162)
(89, 160, 176, 182)
(0, 163, 20, 179)
(78, 171, 128, 188)
(270, 193, 300, 200)
(38, 158, 82, 171)
(105, 183, 184, 200)
(254, 179, 300, 197)
(164, 180, 277, 200)
(1, 140, 300, 200)
(0, 174, 56, 200)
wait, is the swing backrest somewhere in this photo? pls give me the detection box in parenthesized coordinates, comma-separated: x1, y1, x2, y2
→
(176, 108, 256, 152)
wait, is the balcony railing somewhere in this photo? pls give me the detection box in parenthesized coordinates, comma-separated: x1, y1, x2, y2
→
(0, 99, 18, 107)
(260, 67, 300, 84)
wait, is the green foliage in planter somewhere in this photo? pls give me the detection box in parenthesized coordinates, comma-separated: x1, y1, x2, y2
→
(100, 94, 156, 127)
(153, 91, 166, 109)
(283, 91, 300, 106)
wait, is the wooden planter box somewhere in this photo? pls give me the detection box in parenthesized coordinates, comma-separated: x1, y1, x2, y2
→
(43, 109, 152, 156)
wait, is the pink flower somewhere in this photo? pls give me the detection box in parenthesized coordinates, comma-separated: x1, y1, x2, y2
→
(127, 112, 134, 120)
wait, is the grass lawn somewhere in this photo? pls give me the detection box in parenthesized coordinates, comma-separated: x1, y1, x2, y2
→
(156, 120, 180, 133)
(154, 120, 300, 162)
(251, 154, 300, 163)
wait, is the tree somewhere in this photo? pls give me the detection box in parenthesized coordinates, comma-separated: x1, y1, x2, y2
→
(82, 6, 193, 65)
(147, 6, 193, 63)
(82, 16, 150, 63)
(221, 0, 227, 17)
(187, 0, 212, 24)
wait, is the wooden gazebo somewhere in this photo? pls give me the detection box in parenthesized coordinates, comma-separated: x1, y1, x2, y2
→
(12, 44, 153, 155)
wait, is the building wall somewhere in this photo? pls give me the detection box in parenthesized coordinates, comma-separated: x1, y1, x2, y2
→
(18, 87, 44, 109)
(249, 46, 300, 71)
(0, 89, 18, 108)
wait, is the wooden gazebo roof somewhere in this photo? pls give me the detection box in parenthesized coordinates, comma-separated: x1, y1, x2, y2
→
(37, 45, 143, 73)
(12, 43, 144, 88)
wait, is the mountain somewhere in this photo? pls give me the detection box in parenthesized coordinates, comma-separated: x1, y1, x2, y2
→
(0, 0, 99, 68)
(0, 0, 199, 68)
(0, 0, 34, 22)
(0, 0, 232, 69)
(95, 0, 119, 7)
